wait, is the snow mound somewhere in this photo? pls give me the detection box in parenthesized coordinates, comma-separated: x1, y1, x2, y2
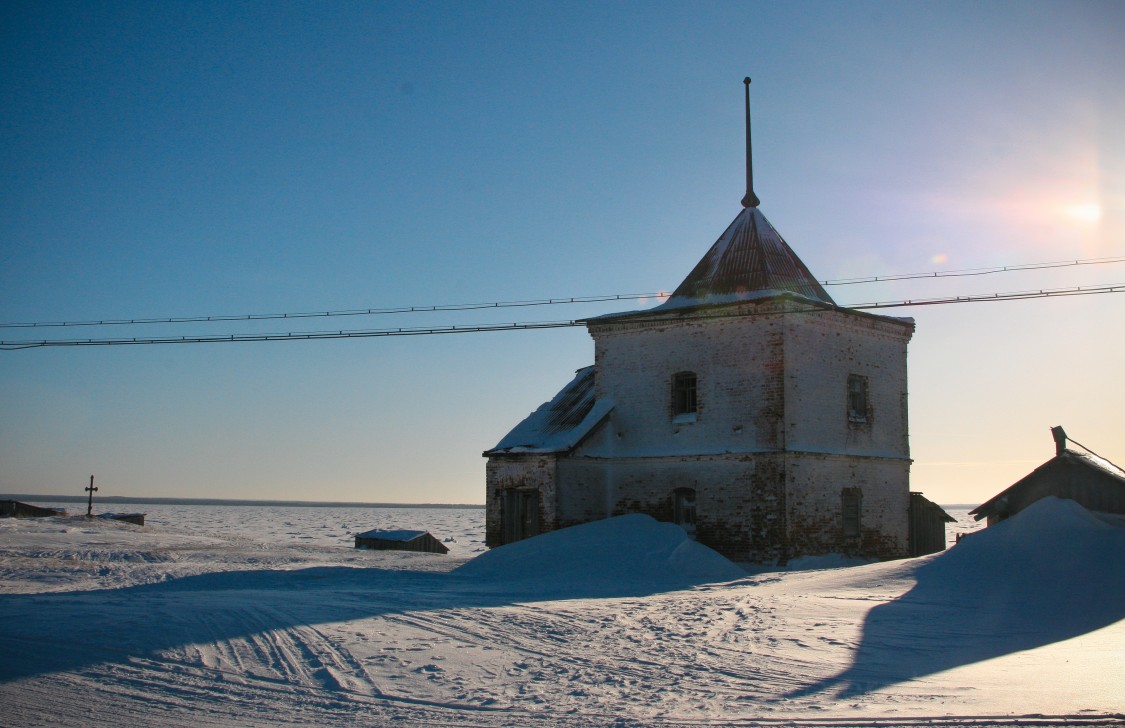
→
(453, 514, 745, 591)
(938, 495, 1122, 569)
(920, 496, 1125, 614)
(786, 496, 1125, 701)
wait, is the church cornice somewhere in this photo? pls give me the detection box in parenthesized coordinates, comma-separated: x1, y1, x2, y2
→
(568, 450, 913, 464)
(584, 295, 914, 338)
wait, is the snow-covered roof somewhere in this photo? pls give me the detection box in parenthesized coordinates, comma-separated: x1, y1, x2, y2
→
(355, 529, 428, 542)
(970, 448, 1125, 521)
(1078, 450, 1125, 479)
(485, 366, 613, 455)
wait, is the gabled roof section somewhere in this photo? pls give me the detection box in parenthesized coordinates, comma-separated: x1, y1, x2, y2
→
(969, 449, 1125, 521)
(484, 366, 613, 456)
(660, 206, 835, 309)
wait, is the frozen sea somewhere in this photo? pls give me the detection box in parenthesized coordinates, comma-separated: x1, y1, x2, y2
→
(20, 500, 982, 557)
(24, 501, 489, 558)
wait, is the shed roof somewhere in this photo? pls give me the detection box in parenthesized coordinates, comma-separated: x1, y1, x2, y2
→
(970, 449, 1125, 521)
(355, 529, 428, 542)
(484, 366, 613, 455)
(911, 492, 957, 523)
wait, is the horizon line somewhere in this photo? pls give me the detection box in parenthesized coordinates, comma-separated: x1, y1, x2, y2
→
(0, 494, 485, 509)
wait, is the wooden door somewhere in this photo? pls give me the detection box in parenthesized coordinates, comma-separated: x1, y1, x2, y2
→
(502, 490, 540, 544)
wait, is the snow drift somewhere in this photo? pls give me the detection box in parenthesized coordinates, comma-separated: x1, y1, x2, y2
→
(453, 514, 746, 595)
(791, 496, 1125, 698)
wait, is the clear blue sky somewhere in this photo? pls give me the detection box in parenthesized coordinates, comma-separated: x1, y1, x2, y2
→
(2, 0, 1122, 505)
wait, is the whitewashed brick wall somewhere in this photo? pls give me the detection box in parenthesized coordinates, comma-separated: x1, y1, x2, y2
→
(486, 298, 915, 562)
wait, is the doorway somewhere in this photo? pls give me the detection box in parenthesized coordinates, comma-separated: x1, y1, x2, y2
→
(502, 490, 540, 544)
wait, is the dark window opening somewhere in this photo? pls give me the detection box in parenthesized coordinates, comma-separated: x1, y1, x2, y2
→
(847, 374, 868, 423)
(673, 487, 697, 537)
(672, 371, 698, 417)
(841, 487, 862, 537)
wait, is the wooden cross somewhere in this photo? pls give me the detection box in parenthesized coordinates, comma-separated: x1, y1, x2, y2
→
(85, 475, 98, 517)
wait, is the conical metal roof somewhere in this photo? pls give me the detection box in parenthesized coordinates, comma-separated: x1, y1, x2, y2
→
(662, 206, 835, 307)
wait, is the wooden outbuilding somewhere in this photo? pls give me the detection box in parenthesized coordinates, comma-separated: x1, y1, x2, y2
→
(970, 426, 1125, 526)
(354, 529, 449, 554)
(1, 500, 66, 518)
(908, 493, 955, 556)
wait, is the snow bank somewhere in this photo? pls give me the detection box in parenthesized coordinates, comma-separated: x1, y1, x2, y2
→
(927, 495, 1124, 582)
(791, 496, 1125, 700)
(453, 514, 745, 594)
(912, 496, 1125, 637)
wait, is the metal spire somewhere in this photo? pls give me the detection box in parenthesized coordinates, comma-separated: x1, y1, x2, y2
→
(740, 77, 760, 208)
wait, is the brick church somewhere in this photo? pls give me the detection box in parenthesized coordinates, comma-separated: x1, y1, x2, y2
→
(484, 80, 917, 564)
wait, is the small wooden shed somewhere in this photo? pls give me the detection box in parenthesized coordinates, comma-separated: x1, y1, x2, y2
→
(1, 500, 67, 518)
(354, 529, 449, 554)
(908, 492, 955, 556)
(970, 427, 1125, 526)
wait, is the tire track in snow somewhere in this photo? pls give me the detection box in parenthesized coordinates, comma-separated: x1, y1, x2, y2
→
(165, 602, 387, 697)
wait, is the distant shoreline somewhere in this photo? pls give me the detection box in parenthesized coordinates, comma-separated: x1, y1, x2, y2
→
(4, 494, 976, 510)
(0, 494, 484, 509)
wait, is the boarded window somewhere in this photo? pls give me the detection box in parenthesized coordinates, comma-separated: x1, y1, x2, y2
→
(841, 487, 862, 537)
(672, 371, 698, 417)
(673, 487, 697, 536)
(847, 374, 868, 423)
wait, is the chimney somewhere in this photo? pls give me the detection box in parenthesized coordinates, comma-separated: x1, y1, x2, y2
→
(1050, 425, 1067, 456)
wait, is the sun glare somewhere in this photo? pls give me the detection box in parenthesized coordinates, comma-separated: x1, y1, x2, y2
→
(1064, 203, 1101, 223)
(930, 254, 948, 265)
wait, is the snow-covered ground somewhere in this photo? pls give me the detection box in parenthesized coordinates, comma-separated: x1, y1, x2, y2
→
(8, 502, 490, 558)
(1, 499, 1122, 727)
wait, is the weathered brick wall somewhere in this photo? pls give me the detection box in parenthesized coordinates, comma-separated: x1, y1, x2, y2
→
(585, 302, 787, 457)
(784, 453, 911, 560)
(484, 455, 557, 548)
(783, 309, 913, 458)
(555, 454, 787, 563)
(485, 299, 914, 563)
(779, 308, 912, 561)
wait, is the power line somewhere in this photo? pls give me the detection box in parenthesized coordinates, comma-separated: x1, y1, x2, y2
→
(2, 255, 1121, 331)
(0, 320, 581, 350)
(0, 293, 659, 330)
(819, 256, 1125, 286)
(849, 283, 1125, 309)
(3, 282, 1121, 350)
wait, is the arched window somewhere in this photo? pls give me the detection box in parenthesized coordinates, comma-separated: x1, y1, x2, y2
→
(672, 487, 697, 536)
(672, 371, 697, 417)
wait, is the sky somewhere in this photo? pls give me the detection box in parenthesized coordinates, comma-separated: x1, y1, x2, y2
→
(1, 0, 1122, 506)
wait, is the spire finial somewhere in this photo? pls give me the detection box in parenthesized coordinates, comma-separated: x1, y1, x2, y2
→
(740, 77, 760, 208)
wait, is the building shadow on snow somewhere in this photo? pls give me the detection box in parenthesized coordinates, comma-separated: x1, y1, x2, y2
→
(0, 560, 727, 683)
(787, 499, 1125, 699)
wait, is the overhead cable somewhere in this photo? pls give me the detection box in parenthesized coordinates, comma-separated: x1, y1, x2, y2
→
(3, 283, 1121, 350)
(1, 255, 1121, 331)
(819, 256, 1125, 286)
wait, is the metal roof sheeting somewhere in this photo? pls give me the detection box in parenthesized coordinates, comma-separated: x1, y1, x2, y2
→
(663, 207, 834, 308)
